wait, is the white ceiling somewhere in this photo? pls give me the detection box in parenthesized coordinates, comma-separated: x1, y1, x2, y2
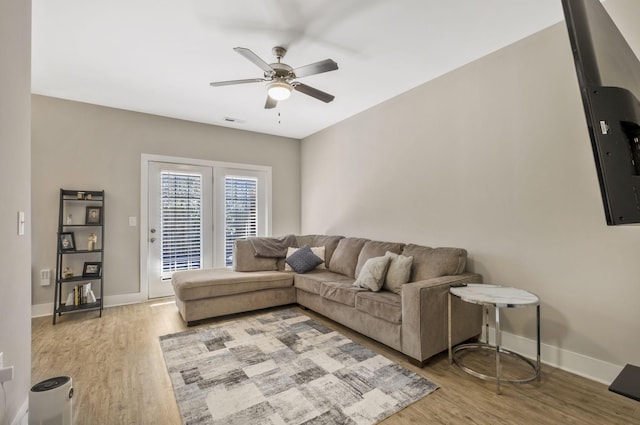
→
(32, 0, 564, 139)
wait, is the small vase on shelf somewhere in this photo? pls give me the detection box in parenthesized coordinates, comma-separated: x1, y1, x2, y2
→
(88, 233, 97, 251)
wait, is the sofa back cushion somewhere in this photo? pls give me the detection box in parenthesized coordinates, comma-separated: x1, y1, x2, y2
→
(328, 237, 369, 278)
(295, 235, 344, 268)
(233, 239, 278, 272)
(401, 244, 467, 281)
(354, 240, 405, 278)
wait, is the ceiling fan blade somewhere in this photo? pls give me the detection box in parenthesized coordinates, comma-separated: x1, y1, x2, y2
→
(264, 95, 277, 109)
(293, 83, 335, 103)
(234, 47, 274, 74)
(209, 78, 266, 87)
(293, 59, 338, 78)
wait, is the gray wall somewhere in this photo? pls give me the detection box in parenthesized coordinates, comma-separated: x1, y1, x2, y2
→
(31, 96, 301, 305)
(0, 0, 31, 422)
(28, 0, 640, 387)
(301, 12, 640, 375)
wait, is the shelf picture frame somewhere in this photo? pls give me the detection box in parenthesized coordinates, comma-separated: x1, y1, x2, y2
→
(59, 232, 76, 251)
(85, 206, 103, 225)
(82, 261, 102, 277)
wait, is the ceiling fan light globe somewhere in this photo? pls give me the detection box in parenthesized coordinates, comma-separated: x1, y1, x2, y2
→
(268, 81, 292, 101)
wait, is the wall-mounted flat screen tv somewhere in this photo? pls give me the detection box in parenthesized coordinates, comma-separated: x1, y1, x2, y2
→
(562, 0, 640, 225)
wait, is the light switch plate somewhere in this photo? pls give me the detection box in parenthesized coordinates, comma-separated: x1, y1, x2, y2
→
(0, 365, 14, 383)
(129, 216, 137, 227)
(40, 269, 51, 286)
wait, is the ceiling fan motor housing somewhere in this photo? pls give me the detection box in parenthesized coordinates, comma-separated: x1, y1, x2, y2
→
(268, 62, 294, 80)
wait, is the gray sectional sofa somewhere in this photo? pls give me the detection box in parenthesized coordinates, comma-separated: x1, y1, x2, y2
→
(172, 235, 483, 366)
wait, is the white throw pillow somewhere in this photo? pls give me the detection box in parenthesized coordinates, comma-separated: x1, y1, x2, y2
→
(353, 255, 391, 292)
(383, 251, 413, 294)
(284, 246, 326, 271)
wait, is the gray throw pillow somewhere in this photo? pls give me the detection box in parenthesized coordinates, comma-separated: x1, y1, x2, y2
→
(284, 245, 324, 274)
(383, 251, 413, 294)
(284, 246, 326, 271)
(353, 255, 391, 292)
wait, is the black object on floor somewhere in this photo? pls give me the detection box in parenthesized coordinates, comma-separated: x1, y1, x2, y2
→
(609, 364, 640, 402)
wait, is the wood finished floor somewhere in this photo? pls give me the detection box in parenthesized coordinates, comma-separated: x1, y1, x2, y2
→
(32, 301, 640, 425)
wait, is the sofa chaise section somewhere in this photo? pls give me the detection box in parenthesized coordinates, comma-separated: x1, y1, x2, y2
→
(172, 267, 295, 325)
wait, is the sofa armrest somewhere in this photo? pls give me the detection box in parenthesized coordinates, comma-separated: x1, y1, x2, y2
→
(401, 273, 483, 364)
(233, 239, 279, 272)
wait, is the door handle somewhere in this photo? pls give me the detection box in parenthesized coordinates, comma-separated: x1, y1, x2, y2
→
(150, 238, 156, 243)
(150, 228, 156, 233)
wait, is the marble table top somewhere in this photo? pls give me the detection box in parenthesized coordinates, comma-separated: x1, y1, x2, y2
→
(450, 284, 539, 308)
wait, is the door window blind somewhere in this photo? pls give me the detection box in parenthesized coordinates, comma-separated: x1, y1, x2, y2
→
(161, 171, 202, 278)
(225, 176, 258, 266)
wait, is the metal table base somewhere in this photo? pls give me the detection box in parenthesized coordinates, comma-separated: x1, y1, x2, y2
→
(448, 288, 541, 394)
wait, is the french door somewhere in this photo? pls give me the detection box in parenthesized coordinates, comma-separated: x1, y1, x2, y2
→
(148, 162, 213, 298)
(143, 156, 272, 299)
(213, 168, 268, 267)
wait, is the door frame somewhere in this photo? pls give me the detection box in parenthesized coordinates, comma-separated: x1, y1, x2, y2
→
(140, 153, 272, 300)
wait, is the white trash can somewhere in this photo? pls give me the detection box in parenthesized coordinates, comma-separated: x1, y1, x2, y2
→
(29, 376, 73, 425)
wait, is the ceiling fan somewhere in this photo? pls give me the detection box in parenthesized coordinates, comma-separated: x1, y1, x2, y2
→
(209, 46, 338, 109)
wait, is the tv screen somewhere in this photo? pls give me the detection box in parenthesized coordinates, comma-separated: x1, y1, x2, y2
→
(562, 0, 640, 225)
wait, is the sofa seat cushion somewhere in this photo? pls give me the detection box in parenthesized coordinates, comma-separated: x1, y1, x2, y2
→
(355, 291, 402, 324)
(172, 268, 293, 301)
(320, 281, 364, 307)
(294, 270, 353, 295)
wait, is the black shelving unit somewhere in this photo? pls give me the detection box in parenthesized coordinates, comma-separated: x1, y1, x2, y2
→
(53, 189, 105, 324)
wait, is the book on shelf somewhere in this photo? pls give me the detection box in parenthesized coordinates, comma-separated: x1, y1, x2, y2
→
(88, 289, 97, 303)
(64, 282, 97, 306)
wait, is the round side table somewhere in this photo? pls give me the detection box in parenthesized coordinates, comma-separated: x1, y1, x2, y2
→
(448, 284, 541, 394)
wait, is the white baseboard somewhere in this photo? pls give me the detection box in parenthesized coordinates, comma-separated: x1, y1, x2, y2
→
(31, 302, 53, 318)
(482, 326, 623, 385)
(103, 291, 148, 308)
(10, 397, 28, 425)
(31, 291, 147, 318)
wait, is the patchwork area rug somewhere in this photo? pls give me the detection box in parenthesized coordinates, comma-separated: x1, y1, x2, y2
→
(160, 308, 438, 425)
